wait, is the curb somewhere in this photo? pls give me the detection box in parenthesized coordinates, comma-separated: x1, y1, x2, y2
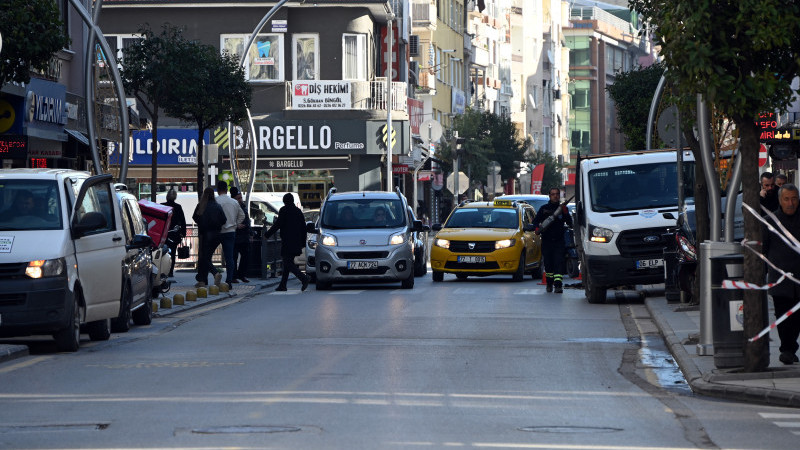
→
(0, 344, 29, 364)
(645, 298, 800, 408)
(154, 279, 281, 318)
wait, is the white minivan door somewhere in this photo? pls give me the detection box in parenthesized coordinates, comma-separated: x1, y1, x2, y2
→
(70, 175, 124, 322)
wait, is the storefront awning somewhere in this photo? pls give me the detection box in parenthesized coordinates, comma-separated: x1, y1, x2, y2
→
(65, 129, 89, 146)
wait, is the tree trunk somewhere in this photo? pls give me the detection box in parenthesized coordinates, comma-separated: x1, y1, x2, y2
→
(684, 131, 709, 305)
(196, 126, 205, 199)
(737, 119, 769, 372)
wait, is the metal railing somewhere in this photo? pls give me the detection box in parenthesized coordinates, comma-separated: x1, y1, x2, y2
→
(175, 225, 284, 279)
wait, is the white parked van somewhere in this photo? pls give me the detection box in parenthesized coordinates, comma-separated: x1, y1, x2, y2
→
(0, 169, 152, 351)
(575, 150, 695, 303)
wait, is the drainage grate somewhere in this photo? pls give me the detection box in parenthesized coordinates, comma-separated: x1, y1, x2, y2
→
(191, 425, 301, 435)
(518, 426, 623, 433)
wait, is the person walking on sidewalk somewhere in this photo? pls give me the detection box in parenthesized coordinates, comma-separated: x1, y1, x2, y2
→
(161, 189, 187, 278)
(263, 193, 309, 292)
(763, 183, 800, 365)
(216, 181, 246, 289)
(532, 187, 572, 293)
(230, 186, 252, 283)
(192, 187, 226, 288)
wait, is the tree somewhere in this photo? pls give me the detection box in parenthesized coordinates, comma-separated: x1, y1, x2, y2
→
(119, 24, 188, 202)
(524, 150, 563, 194)
(606, 62, 665, 150)
(0, 0, 70, 85)
(630, 0, 800, 372)
(164, 43, 251, 195)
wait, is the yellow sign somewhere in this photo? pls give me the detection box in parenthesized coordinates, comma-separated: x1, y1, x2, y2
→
(0, 99, 15, 134)
(493, 199, 512, 207)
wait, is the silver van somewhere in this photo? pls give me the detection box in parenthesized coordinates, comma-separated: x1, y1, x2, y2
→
(309, 188, 423, 290)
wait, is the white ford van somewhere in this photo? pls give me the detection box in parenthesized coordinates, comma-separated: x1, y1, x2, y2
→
(0, 169, 150, 351)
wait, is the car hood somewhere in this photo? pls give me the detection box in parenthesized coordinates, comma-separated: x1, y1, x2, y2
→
(436, 228, 518, 241)
(321, 227, 405, 246)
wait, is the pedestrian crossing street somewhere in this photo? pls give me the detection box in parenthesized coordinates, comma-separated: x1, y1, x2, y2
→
(268, 286, 565, 296)
(759, 412, 800, 435)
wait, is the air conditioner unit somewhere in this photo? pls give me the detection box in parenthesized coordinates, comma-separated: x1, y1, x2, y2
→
(409, 35, 420, 57)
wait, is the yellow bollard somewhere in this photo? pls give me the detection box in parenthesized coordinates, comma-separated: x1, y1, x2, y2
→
(186, 290, 197, 302)
(152, 301, 159, 313)
(219, 283, 230, 293)
(160, 297, 172, 309)
(209, 285, 220, 295)
(173, 293, 185, 306)
(197, 287, 208, 298)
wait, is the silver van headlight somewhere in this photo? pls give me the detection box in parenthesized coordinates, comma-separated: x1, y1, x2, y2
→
(26, 258, 66, 279)
(389, 232, 406, 245)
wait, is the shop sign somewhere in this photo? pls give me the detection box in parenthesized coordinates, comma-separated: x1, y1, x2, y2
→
(417, 170, 432, 181)
(392, 164, 409, 174)
(24, 78, 67, 140)
(0, 135, 27, 159)
(252, 119, 365, 155)
(291, 81, 351, 109)
(451, 88, 466, 115)
(408, 98, 423, 135)
(272, 20, 287, 32)
(0, 95, 23, 135)
(108, 129, 209, 165)
(221, 156, 351, 171)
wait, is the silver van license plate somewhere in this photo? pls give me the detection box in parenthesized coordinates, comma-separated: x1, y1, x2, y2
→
(348, 261, 378, 270)
(458, 256, 486, 263)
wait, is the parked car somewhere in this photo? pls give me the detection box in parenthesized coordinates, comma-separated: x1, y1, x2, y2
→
(113, 189, 157, 330)
(0, 169, 151, 351)
(308, 188, 423, 290)
(408, 206, 430, 276)
(300, 209, 320, 279)
(496, 194, 550, 215)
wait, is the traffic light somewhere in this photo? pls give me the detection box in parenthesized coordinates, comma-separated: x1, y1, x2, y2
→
(379, 124, 397, 150)
(766, 127, 800, 161)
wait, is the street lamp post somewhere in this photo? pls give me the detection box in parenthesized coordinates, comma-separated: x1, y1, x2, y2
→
(386, 16, 394, 192)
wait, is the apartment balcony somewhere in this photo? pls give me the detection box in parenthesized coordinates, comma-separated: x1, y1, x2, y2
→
(418, 71, 436, 91)
(284, 80, 407, 112)
(473, 45, 489, 67)
(412, 1, 437, 30)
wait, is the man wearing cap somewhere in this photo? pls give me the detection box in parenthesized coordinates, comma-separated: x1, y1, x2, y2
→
(216, 181, 246, 288)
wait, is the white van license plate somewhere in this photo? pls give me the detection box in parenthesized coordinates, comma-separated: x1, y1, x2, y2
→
(348, 261, 378, 270)
(637, 258, 664, 269)
(458, 256, 486, 263)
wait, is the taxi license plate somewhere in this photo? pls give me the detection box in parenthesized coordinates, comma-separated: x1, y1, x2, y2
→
(348, 261, 378, 270)
(458, 256, 486, 263)
(636, 258, 664, 269)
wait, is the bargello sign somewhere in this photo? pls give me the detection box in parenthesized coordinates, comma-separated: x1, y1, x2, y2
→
(250, 119, 366, 155)
(291, 81, 351, 109)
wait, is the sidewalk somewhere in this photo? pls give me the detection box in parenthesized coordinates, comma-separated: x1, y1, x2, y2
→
(646, 296, 800, 407)
(0, 268, 281, 363)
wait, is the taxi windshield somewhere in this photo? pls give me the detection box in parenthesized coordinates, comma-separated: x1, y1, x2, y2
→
(445, 207, 518, 229)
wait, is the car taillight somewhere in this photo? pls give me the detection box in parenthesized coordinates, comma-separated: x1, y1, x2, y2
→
(676, 234, 697, 262)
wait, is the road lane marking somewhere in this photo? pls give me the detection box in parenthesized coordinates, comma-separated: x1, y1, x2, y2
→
(0, 356, 50, 374)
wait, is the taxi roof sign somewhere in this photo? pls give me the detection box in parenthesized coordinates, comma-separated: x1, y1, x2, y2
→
(493, 199, 513, 207)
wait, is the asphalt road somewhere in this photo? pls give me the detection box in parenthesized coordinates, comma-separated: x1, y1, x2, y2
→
(0, 274, 798, 449)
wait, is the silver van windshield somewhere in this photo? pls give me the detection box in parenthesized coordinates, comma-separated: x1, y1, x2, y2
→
(0, 179, 63, 231)
(321, 198, 405, 229)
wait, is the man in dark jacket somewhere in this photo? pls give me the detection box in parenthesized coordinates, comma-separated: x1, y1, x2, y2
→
(764, 183, 800, 365)
(264, 193, 309, 291)
(532, 187, 573, 293)
(230, 187, 252, 283)
(161, 189, 187, 278)
(760, 172, 779, 215)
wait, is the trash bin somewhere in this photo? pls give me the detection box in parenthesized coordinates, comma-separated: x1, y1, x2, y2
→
(710, 252, 745, 368)
(662, 230, 681, 303)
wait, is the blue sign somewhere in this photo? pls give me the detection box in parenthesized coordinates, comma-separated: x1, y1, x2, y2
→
(25, 78, 67, 140)
(111, 129, 210, 165)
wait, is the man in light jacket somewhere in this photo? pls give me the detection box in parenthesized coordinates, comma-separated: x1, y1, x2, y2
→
(216, 181, 246, 288)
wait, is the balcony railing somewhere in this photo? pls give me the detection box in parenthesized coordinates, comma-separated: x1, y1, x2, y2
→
(284, 80, 407, 112)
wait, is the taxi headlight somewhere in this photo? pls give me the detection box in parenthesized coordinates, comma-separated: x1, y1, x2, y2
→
(26, 258, 66, 279)
(495, 238, 516, 249)
(589, 225, 614, 243)
(389, 232, 405, 245)
(434, 238, 450, 249)
(321, 234, 337, 246)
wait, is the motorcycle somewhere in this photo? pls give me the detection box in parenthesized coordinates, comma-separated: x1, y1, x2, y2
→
(151, 225, 182, 297)
(663, 209, 697, 302)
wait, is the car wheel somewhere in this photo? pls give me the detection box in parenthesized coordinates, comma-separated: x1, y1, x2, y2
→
(456, 274, 468, 280)
(584, 268, 606, 304)
(566, 258, 580, 278)
(54, 294, 81, 352)
(87, 318, 111, 341)
(111, 283, 132, 333)
(414, 260, 427, 277)
(530, 261, 542, 280)
(401, 271, 415, 289)
(512, 253, 525, 282)
(132, 296, 153, 326)
(432, 271, 444, 282)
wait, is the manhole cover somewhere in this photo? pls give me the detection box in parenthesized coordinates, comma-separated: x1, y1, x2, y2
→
(518, 426, 623, 433)
(192, 425, 301, 434)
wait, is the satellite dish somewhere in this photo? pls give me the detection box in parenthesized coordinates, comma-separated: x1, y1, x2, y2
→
(420, 120, 443, 143)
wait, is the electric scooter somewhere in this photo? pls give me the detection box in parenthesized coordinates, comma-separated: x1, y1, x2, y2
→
(151, 226, 181, 297)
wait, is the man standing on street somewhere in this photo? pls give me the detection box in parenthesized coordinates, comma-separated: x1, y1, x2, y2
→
(532, 187, 572, 294)
(264, 193, 309, 292)
(760, 172, 779, 214)
(763, 183, 800, 365)
(216, 181, 245, 289)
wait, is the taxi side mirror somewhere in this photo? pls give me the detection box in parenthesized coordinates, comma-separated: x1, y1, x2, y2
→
(431, 223, 443, 231)
(523, 223, 535, 232)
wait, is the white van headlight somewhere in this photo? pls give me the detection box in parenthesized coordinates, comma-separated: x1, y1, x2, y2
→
(26, 258, 66, 279)
(589, 225, 614, 243)
(320, 234, 337, 246)
(389, 232, 405, 245)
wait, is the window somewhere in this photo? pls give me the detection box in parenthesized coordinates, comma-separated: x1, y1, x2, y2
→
(221, 34, 284, 82)
(293, 34, 319, 80)
(106, 35, 142, 64)
(567, 36, 591, 67)
(342, 34, 367, 80)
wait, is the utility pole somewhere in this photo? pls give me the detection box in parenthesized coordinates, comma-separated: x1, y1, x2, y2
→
(386, 16, 394, 191)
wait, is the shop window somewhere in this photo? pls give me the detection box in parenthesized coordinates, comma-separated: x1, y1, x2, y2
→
(221, 34, 284, 83)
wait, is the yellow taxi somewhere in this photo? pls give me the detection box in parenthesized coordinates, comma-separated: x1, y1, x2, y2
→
(430, 199, 542, 281)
